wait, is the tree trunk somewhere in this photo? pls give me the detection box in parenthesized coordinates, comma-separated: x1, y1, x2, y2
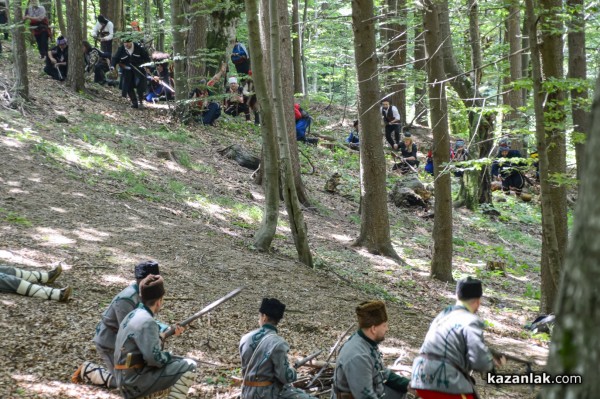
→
(301, 0, 309, 99)
(383, 0, 406, 123)
(82, 0, 87, 38)
(291, 0, 303, 95)
(109, 0, 123, 52)
(171, 0, 187, 114)
(413, 24, 428, 126)
(351, 0, 398, 260)
(270, 0, 312, 267)
(10, 0, 29, 101)
(155, 0, 165, 52)
(525, 0, 564, 315)
(100, 0, 108, 16)
(567, 0, 588, 182)
(55, 0, 66, 36)
(439, 0, 492, 208)
(424, 0, 453, 282)
(187, 0, 208, 89)
(504, 0, 523, 120)
(278, 0, 310, 207)
(539, 0, 568, 314)
(541, 67, 600, 399)
(246, 0, 280, 252)
(66, 0, 85, 91)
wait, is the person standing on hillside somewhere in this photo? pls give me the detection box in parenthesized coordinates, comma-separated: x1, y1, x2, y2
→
(332, 301, 410, 399)
(231, 38, 250, 75)
(411, 277, 505, 399)
(239, 298, 316, 399)
(111, 36, 151, 109)
(92, 15, 114, 54)
(24, 0, 50, 59)
(0, 264, 71, 301)
(113, 275, 196, 399)
(72, 261, 165, 389)
(381, 99, 402, 150)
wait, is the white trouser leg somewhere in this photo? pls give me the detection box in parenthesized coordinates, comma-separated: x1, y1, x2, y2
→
(16, 280, 61, 300)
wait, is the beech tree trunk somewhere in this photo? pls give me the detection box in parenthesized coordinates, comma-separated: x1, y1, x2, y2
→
(291, 0, 303, 95)
(10, 0, 29, 101)
(424, 0, 453, 282)
(246, 0, 280, 251)
(504, 0, 523, 124)
(567, 0, 589, 182)
(525, 0, 564, 315)
(82, 0, 87, 38)
(171, 0, 187, 112)
(541, 67, 600, 399)
(539, 0, 567, 314)
(55, 0, 66, 36)
(351, 0, 398, 260)
(155, 0, 165, 52)
(413, 24, 428, 126)
(66, 0, 85, 92)
(269, 0, 312, 267)
(187, 0, 208, 88)
(383, 0, 406, 123)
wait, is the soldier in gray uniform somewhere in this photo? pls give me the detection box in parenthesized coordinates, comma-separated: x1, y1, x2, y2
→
(0, 264, 70, 301)
(114, 275, 196, 399)
(410, 277, 505, 399)
(73, 260, 163, 388)
(239, 298, 316, 399)
(332, 300, 409, 399)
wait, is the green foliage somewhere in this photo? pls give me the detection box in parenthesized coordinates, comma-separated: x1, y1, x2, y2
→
(0, 208, 32, 227)
(524, 283, 541, 300)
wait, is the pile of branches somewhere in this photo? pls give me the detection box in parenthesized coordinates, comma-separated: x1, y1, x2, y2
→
(294, 360, 335, 397)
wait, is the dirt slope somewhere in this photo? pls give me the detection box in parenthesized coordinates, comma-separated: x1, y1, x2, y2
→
(1, 52, 545, 399)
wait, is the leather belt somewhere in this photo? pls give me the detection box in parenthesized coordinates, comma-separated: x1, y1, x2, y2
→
(334, 389, 354, 399)
(243, 380, 273, 387)
(114, 363, 143, 370)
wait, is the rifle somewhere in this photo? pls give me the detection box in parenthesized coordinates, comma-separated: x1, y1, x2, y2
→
(390, 151, 418, 174)
(305, 324, 354, 389)
(162, 287, 244, 340)
(294, 349, 323, 369)
(490, 348, 533, 371)
(55, 62, 66, 81)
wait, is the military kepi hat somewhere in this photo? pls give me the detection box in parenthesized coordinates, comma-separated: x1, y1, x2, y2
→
(135, 260, 160, 280)
(356, 300, 388, 328)
(456, 276, 483, 300)
(140, 275, 165, 300)
(259, 298, 286, 320)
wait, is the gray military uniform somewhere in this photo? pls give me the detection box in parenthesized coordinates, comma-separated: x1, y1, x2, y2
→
(332, 330, 408, 399)
(113, 303, 196, 399)
(240, 324, 315, 399)
(411, 305, 494, 394)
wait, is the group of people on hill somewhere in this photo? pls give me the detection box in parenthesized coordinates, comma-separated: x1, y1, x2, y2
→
(2, 260, 505, 399)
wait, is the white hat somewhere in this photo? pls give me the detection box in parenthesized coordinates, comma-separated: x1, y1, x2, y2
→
(228, 77, 238, 84)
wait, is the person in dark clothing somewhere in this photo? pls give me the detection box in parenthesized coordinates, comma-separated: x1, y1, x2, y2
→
(44, 36, 68, 81)
(24, 0, 50, 59)
(111, 37, 151, 109)
(381, 99, 402, 150)
(146, 62, 174, 102)
(0, 0, 9, 41)
(394, 132, 419, 173)
(345, 120, 360, 150)
(452, 139, 470, 177)
(491, 143, 525, 194)
(83, 41, 112, 85)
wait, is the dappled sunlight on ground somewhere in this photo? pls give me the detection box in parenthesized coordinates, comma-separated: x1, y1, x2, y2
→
(72, 227, 111, 242)
(102, 274, 130, 286)
(0, 249, 49, 267)
(330, 233, 354, 243)
(31, 227, 77, 246)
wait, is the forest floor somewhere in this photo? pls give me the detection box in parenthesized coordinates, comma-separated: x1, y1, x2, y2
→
(1, 49, 549, 399)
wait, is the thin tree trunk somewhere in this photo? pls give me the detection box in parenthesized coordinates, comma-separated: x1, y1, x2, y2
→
(100, 0, 108, 16)
(82, 0, 87, 38)
(301, 0, 309, 99)
(171, 0, 187, 114)
(66, 0, 85, 91)
(247, 0, 279, 251)
(270, 0, 312, 267)
(155, 0, 165, 52)
(541, 67, 600, 399)
(291, 0, 303, 95)
(525, 0, 563, 315)
(55, 0, 66, 36)
(383, 0, 406, 123)
(567, 0, 589, 182)
(413, 24, 428, 126)
(424, 0, 453, 282)
(278, 0, 311, 207)
(10, 0, 29, 101)
(351, 0, 399, 260)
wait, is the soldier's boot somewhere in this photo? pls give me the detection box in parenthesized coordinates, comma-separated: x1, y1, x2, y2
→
(13, 264, 62, 284)
(16, 280, 71, 301)
(71, 361, 113, 387)
(166, 370, 196, 399)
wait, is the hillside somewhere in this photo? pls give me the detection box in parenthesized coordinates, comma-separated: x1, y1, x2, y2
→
(1, 53, 547, 399)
